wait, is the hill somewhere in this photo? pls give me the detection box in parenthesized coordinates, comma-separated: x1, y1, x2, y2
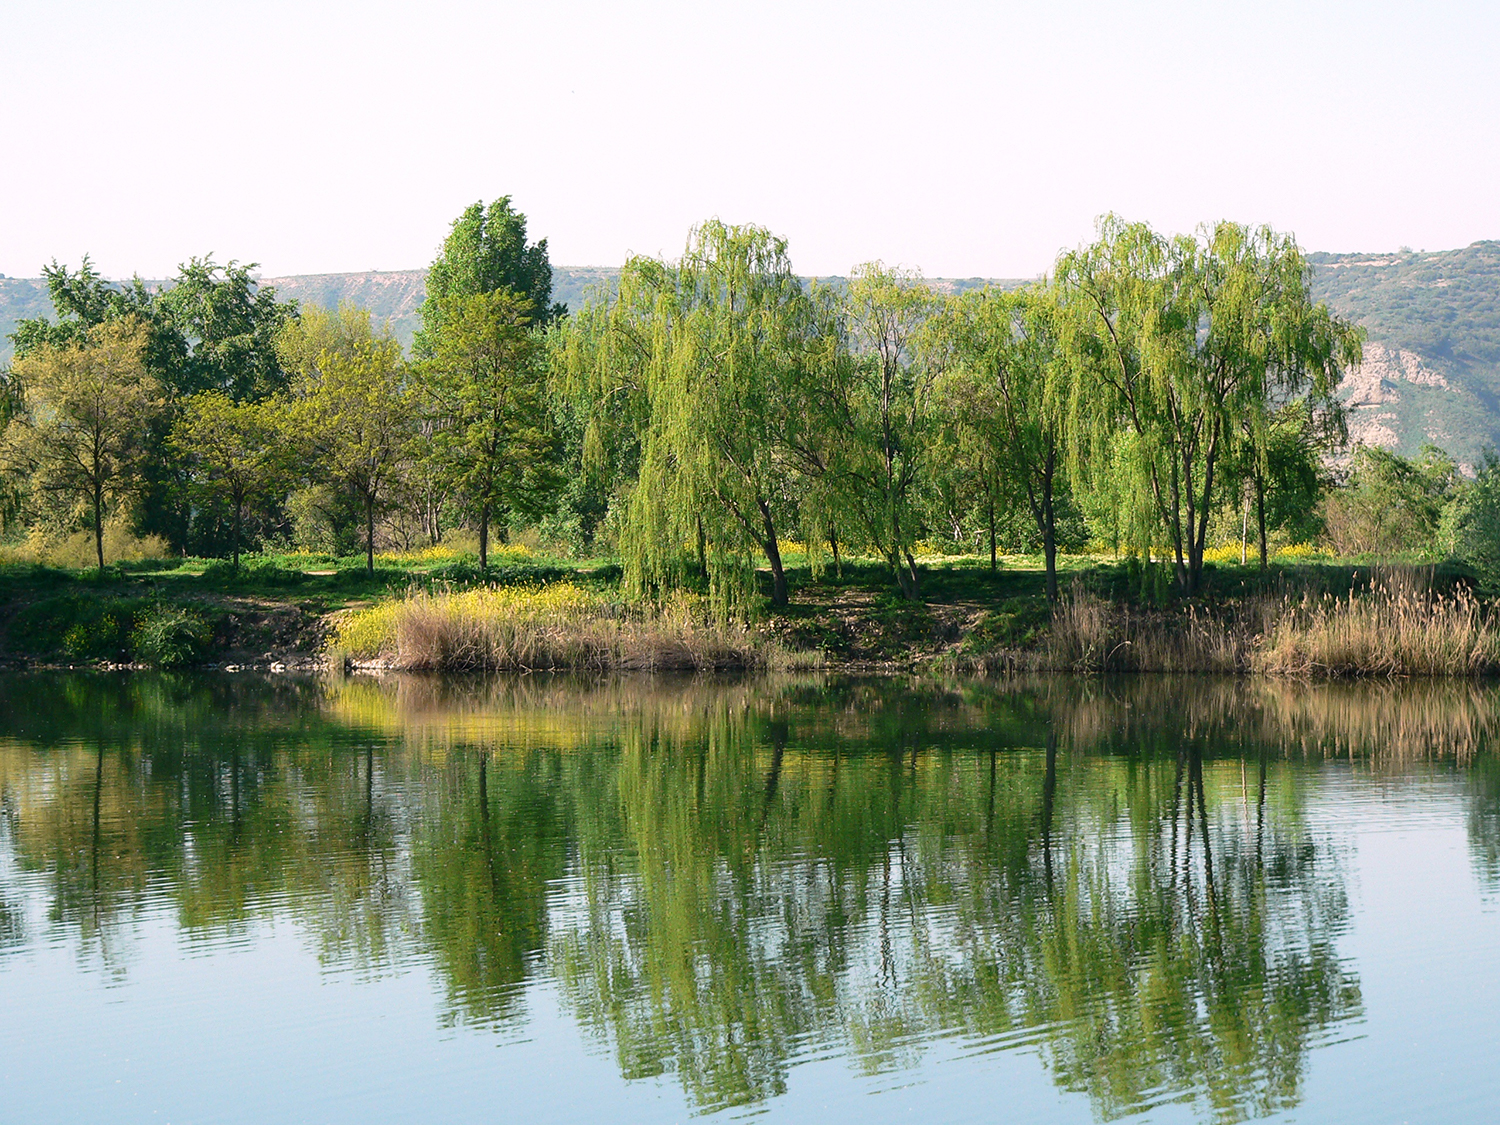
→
(6, 246, 1500, 465)
(1307, 242, 1500, 468)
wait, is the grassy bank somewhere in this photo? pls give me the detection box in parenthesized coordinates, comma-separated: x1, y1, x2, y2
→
(4, 546, 1498, 678)
(0, 546, 617, 669)
(330, 584, 776, 672)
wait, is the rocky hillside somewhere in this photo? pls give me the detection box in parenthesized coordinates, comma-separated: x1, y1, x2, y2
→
(1308, 242, 1500, 468)
(6, 244, 1500, 464)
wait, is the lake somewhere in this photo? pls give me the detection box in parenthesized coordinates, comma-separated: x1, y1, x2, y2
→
(2, 672, 1498, 1124)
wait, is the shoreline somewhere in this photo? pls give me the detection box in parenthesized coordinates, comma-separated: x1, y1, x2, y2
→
(4, 556, 1496, 679)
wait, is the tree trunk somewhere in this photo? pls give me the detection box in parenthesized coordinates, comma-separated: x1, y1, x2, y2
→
(1241, 484, 1249, 567)
(988, 499, 997, 572)
(828, 522, 842, 579)
(696, 513, 707, 578)
(1040, 475, 1059, 604)
(1255, 470, 1268, 572)
(93, 478, 105, 575)
(232, 489, 243, 573)
(902, 549, 921, 601)
(758, 500, 788, 607)
(764, 537, 788, 607)
(1042, 517, 1058, 605)
(365, 493, 375, 576)
(479, 499, 490, 571)
(893, 553, 917, 600)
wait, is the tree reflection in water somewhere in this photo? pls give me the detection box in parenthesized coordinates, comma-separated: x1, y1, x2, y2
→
(8, 672, 1500, 1120)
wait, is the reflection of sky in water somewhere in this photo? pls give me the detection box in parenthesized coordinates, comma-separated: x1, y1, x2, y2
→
(1, 675, 1500, 1124)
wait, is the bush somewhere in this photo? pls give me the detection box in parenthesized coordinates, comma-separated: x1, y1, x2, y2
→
(10, 594, 216, 666)
(423, 560, 584, 588)
(963, 597, 1053, 652)
(130, 605, 211, 668)
(11, 595, 142, 660)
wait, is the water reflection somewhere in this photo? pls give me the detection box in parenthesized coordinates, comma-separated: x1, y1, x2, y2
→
(3, 673, 1498, 1121)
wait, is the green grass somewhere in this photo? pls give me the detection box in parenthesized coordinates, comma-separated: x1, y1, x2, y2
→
(4, 544, 1491, 672)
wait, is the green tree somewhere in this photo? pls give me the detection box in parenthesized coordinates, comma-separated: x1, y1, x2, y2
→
(9, 256, 295, 556)
(1222, 397, 1344, 567)
(9, 258, 186, 377)
(170, 392, 288, 570)
(155, 257, 297, 400)
(1, 320, 163, 572)
(415, 197, 562, 355)
(284, 312, 414, 574)
(1456, 451, 1500, 582)
(793, 266, 938, 600)
(1321, 445, 1463, 558)
(419, 291, 559, 568)
(1057, 218, 1360, 591)
(558, 221, 814, 609)
(933, 287, 1070, 600)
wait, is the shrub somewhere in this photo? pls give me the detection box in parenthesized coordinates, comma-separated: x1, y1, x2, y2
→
(130, 605, 210, 668)
(963, 597, 1053, 652)
(11, 595, 142, 660)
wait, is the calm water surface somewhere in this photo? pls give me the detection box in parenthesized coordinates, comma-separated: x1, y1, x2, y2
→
(2, 672, 1499, 1124)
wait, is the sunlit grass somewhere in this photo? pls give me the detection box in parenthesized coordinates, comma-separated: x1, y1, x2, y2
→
(329, 583, 778, 671)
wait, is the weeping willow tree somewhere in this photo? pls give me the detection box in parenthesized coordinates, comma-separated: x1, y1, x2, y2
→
(1057, 216, 1361, 591)
(554, 221, 815, 610)
(785, 266, 938, 600)
(932, 286, 1069, 600)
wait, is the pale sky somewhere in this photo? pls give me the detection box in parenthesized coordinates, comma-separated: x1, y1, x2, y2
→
(3, 0, 1497, 281)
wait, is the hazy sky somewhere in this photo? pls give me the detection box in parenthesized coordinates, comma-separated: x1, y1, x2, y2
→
(3, 0, 1497, 280)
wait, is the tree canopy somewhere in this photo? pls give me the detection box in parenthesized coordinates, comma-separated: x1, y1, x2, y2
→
(2, 319, 162, 572)
(415, 197, 562, 355)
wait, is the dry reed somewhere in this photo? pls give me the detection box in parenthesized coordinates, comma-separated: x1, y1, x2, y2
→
(330, 584, 771, 672)
(971, 568, 1500, 678)
(1031, 584, 1259, 674)
(1254, 571, 1500, 677)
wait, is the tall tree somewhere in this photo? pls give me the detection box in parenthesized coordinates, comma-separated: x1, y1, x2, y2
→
(171, 393, 288, 571)
(9, 256, 295, 555)
(1320, 445, 1461, 558)
(557, 221, 814, 609)
(416, 198, 563, 355)
(282, 310, 414, 574)
(1, 320, 163, 572)
(10, 258, 190, 394)
(790, 266, 938, 600)
(419, 291, 559, 569)
(155, 257, 297, 400)
(1221, 396, 1345, 568)
(933, 287, 1069, 600)
(1057, 217, 1360, 591)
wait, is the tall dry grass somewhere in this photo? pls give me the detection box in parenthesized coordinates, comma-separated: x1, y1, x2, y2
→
(330, 584, 775, 672)
(1254, 571, 1500, 677)
(977, 568, 1500, 678)
(1032, 584, 1261, 674)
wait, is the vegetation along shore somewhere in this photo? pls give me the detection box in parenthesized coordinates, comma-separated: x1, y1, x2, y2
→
(5, 198, 1500, 677)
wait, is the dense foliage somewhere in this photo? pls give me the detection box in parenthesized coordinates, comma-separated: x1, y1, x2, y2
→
(8, 204, 1500, 602)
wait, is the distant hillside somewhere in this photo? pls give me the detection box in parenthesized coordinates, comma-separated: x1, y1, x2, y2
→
(7, 246, 1500, 466)
(1307, 242, 1500, 469)
(0, 277, 57, 365)
(0, 266, 1016, 361)
(255, 270, 428, 345)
